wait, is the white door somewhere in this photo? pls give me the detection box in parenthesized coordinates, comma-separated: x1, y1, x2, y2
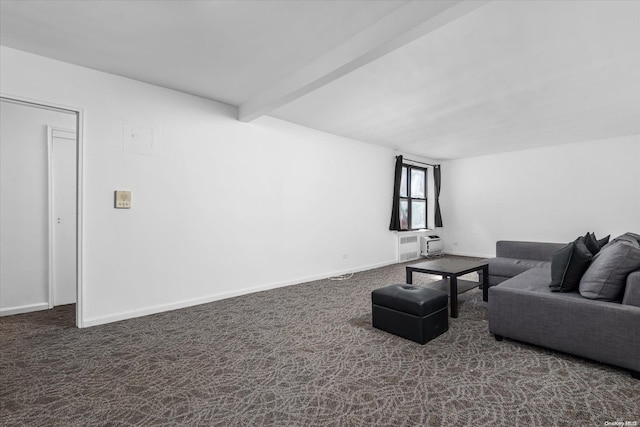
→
(50, 128, 77, 306)
(1, 100, 75, 317)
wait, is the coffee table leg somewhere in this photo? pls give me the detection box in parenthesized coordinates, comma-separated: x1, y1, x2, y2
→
(482, 265, 489, 302)
(406, 268, 413, 284)
(450, 275, 458, 318)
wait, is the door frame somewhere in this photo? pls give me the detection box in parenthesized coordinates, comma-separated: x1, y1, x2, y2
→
(1, 93, 85, 327)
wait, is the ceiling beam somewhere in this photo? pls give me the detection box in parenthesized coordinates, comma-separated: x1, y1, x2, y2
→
(238, 0, 491, 122)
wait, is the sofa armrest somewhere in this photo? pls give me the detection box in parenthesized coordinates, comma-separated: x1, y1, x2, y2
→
(496, 241, 566, 261)
(623, 270, 640, 307)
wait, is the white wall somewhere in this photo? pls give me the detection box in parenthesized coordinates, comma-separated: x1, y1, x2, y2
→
(0, 100, 76, 315)
(0, 46, 397, 326)
(440, 135, 640, 257)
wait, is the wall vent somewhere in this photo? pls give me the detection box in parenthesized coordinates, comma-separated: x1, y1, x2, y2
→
(397, 231, 428, 262)
(400, 236, 418, 245)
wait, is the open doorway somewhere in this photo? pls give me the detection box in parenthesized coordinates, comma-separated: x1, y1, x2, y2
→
(0, 96, 83, 327)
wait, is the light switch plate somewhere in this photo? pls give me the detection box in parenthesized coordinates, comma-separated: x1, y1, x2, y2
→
(114, 191, 132, 209)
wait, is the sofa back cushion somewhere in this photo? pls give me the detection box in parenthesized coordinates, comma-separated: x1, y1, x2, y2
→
(579, 239, 640, 301)
(486, 257, 550, 280)
(496, 241, 566, 261)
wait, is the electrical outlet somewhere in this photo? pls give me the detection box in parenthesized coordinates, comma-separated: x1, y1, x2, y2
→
(114, 191, 132, 209)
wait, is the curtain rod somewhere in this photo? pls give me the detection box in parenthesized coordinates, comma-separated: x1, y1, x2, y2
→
(397, 156, 439, 168)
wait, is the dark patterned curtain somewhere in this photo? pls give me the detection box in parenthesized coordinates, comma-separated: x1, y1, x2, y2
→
(434, 165, 443, 227)
(389, 155, 403, 230)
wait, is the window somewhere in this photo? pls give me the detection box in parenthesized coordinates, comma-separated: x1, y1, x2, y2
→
(398, 164, 427, 230)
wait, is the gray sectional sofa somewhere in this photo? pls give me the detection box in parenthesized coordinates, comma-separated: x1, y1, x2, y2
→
(485, 237, 640, 378)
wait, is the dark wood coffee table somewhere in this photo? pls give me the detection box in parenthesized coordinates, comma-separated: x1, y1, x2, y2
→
(406, 258, 488, 318)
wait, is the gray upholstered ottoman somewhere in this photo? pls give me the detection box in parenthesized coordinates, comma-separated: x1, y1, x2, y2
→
(371, 284, 448, 344)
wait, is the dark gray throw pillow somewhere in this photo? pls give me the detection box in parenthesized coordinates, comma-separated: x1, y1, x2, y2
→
(583, 232, 600, 255)
(583, 232, 610, 255)
(597, 234, 610, 248)
(549, 238, 592, 292)
(579, 239, 640, 301)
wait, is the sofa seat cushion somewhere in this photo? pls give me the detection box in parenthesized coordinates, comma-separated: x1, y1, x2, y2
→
(487, 257, 550, 279)
(493, 266, 583, 294)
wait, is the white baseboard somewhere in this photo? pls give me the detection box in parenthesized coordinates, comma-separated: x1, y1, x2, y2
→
(82, 259, 398, 328)
(0, 302, 49, 317)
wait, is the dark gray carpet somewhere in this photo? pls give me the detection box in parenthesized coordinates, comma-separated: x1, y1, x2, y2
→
(1, 258, 638, 426)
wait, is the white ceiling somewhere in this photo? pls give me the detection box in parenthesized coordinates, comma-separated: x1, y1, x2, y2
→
(1, 0, 639, 160)
(272, 0, 640, 159)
